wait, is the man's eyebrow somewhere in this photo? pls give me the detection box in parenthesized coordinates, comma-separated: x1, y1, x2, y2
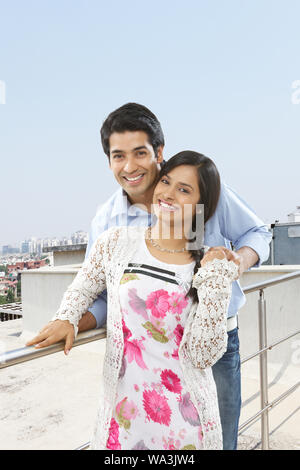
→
(111, 145, 148, 154)
(163, 173, 194, 190)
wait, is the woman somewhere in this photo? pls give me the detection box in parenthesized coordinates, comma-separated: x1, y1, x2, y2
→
(29, 151, 238, 450)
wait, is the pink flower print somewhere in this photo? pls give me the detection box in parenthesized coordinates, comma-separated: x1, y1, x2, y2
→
(168, 292, 188, 315)
(171, 348, 179, 360)
(178, 392, 201, 426)
(163, 436, 180, 450)
(126, 337, 148, 370)
(161, 369, 182, 394)
(123, 319, 148, 370)
(128, 288, 148, 320)
(122, 319, 132, 341)
(116, 397, 127, 416)
(106, 418, 121, 450)
(149, 314, 165, 332)
(122, 399, 138, 420)
(146, 289, 170, 318)
(143, 389, 172, 426)
(134, 384, 139, 392)
(173, 324, 184, 346)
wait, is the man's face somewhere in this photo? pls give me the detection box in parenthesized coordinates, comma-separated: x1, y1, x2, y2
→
(109, 130, 164, 205)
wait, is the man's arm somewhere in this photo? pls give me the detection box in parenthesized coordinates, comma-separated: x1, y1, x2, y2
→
(218, 183, 272, 268)
(207, 245, 258, 278)
(236, 246, 259, 275)
(78, 311, 97, 332)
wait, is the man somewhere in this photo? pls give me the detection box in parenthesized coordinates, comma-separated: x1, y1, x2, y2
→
(28, 103, 271, 449)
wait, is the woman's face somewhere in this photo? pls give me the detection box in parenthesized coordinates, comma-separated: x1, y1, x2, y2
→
(152, 165, 201, 231)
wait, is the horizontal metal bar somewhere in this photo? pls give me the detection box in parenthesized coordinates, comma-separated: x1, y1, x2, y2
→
(243, 270, 300, 294)
(241, 329, 300, 364)
(0, 328, 106, 369)
(238, 381, 300, 432)
(76, 442, 90, 450)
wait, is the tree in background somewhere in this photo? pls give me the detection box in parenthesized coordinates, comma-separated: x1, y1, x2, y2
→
(0, 265, 8, 275)
(17, 280, 21, 298)
(6, 288, 15, 303)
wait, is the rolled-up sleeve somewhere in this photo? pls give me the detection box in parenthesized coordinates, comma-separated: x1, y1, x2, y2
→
(219, 183, 272, 266)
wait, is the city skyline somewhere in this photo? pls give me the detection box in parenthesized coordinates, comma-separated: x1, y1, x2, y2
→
(1, 230, 88, 255)
(1, 1, 300, 246)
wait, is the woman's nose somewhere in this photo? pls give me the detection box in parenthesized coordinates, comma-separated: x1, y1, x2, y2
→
(163, 186, 175, 201)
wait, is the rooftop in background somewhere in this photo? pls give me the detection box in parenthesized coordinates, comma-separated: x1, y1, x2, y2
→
(287, 206, 300, 223)
(42, 244, 87, 253)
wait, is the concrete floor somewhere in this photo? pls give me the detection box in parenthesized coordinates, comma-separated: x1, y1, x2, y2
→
(0, 319, 299, 450)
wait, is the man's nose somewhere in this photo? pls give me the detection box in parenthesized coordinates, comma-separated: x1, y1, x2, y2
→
(124, 158, 138, 173)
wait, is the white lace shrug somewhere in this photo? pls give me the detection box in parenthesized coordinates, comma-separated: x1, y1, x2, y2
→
(52, 226, 238, 450)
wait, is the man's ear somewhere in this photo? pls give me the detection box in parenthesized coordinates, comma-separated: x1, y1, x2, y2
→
(156, 145, 164, 164)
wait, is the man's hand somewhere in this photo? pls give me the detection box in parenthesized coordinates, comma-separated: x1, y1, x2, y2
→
(201, 247, 240, 276)
(202, 246, 259, 278)
(25, 319, 75, 356)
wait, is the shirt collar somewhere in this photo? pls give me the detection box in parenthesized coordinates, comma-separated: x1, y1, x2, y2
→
(110, 188, 150, 218)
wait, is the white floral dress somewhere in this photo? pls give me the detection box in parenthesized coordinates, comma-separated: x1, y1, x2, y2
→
(106, 236, 205, 450)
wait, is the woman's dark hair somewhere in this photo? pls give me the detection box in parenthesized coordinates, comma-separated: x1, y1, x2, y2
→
(158, 151, 221, 303)
(100, 103, 165, 159)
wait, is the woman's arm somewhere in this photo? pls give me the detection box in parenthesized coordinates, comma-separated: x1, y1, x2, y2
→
(181, 249, 239, 369)
(26, 231, 110, 354)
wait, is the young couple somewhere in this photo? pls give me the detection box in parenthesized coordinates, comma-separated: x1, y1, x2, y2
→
(27, 103, 271, 450)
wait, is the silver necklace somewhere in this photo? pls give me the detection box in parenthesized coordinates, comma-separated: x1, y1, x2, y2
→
(146, 227, 187, 253)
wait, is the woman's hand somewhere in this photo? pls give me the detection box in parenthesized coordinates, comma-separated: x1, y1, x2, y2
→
(25, 319, 75, 356)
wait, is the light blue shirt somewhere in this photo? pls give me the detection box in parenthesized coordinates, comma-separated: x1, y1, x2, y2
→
(86, 183, 272, 328)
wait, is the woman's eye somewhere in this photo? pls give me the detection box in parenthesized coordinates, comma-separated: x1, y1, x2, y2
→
(179, 187, 189, 193)
(160, 178, 169, 184)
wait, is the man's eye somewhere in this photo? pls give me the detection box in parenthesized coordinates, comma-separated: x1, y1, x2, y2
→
(137, 151, 147, 156)
(113, 154, 123, 159)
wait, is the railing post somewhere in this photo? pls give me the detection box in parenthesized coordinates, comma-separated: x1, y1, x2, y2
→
(258, 289, 270, 449)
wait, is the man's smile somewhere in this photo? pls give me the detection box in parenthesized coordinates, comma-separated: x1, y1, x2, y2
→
(123, 173, 145, 185)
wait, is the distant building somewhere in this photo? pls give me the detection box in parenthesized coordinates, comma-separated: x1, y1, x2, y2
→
(7, 259, 46, 273)
(21, 241, 30, 254)
(2, 245, 19, 255)
(263, 221, 300, 265)
(287, 206, 300, 223)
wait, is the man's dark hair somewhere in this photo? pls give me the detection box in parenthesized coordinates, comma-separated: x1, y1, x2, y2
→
(100, 103, 165, 159)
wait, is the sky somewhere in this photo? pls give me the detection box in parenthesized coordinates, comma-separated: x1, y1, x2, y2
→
(0, 0, 300, 246)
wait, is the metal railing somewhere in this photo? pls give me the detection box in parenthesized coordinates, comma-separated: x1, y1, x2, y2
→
(238, 270, 300, 449)
(0, 270, 300, 450)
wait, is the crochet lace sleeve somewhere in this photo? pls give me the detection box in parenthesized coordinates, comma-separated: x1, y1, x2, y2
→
(51, 228, 118, 338)
(182, 258, 239, 369)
